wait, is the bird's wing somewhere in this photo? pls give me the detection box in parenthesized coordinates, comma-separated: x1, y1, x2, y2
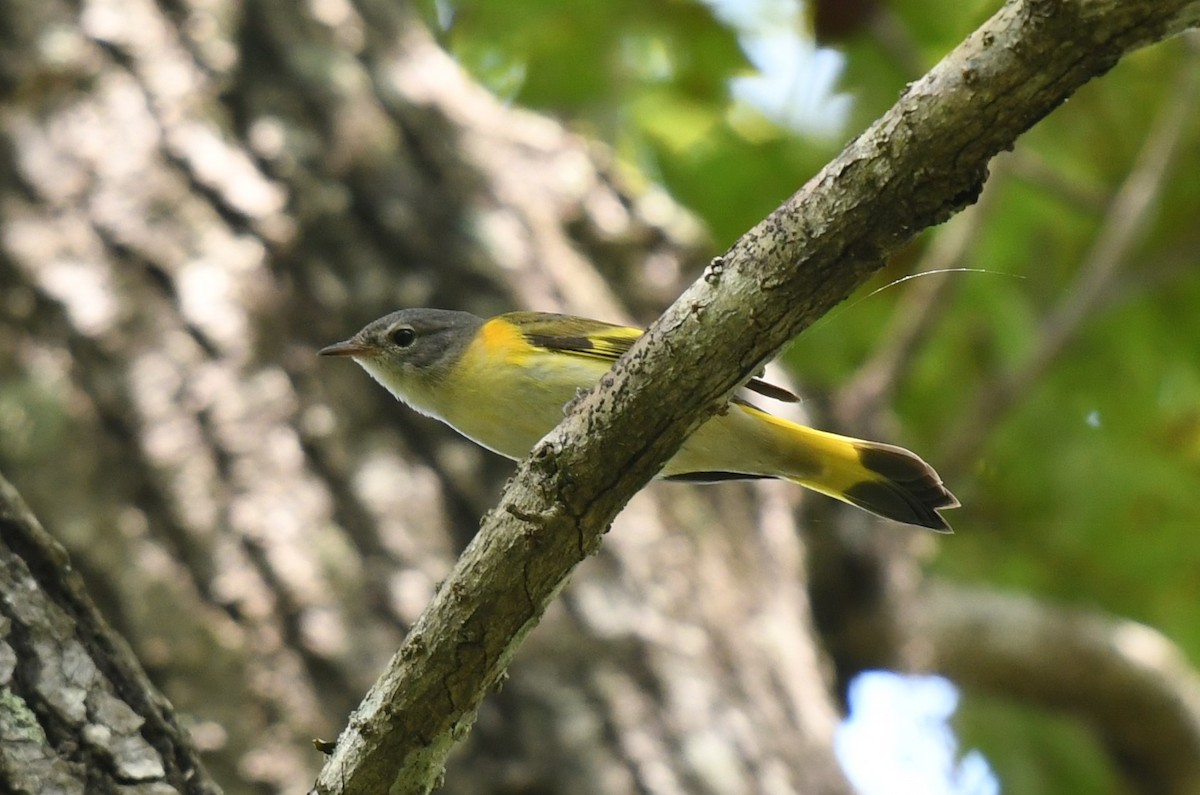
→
(502, 311, 642, 362)
(501, 311, 798, 403)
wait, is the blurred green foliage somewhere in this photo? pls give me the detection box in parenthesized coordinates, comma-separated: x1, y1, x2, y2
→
(955, 694, 1122, 795)
(416, 0, 1200, 790)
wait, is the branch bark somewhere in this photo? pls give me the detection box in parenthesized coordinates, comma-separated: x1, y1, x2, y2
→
(314, 1, 1200, 792)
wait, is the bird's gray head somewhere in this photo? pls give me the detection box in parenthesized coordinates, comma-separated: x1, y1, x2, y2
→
(318, 308, 484, 393)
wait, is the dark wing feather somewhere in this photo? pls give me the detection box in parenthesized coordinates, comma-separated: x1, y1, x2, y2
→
(745, 375, 799, 403)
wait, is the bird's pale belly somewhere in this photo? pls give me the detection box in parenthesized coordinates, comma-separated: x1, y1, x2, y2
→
(434, 352, 790, 479)
(437, 353, 603, 460)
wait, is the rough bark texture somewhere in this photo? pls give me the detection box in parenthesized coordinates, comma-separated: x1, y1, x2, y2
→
(0, 473, 222, 795)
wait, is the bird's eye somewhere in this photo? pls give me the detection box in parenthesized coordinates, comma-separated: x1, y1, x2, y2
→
(390, 326, 417, 348)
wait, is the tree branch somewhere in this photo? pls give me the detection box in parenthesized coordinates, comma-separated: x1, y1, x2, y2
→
(315, 2, 1200, 792)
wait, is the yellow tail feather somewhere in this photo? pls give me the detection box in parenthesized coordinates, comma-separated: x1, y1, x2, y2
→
(666, 404, 958, 531)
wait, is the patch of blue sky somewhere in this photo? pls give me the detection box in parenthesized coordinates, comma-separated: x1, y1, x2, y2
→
(837, 671, 1000, 795)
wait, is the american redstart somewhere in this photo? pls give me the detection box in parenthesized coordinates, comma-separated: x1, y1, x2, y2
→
(319, 309, 958, 530)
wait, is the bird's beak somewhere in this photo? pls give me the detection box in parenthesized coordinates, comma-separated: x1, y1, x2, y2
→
(318, 340, 375, 357)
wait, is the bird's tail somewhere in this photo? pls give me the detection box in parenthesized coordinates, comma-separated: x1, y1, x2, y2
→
(675, 404, 959, 531)
(768, 409, 958, 531)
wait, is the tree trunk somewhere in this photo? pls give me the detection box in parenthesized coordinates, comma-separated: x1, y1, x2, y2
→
(0, 474, 221, 795)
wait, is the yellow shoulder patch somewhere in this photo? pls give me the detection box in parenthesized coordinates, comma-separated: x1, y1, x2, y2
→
(478, 316, 537, 364)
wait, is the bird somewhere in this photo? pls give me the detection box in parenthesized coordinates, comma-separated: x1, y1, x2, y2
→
(319, 308, 958, 530)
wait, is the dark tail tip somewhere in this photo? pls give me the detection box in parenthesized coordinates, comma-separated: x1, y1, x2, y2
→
(848, 444, 959, 532)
